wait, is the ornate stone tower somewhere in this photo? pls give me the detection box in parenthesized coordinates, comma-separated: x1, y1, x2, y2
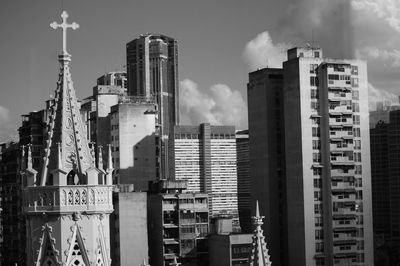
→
(249, 201, 272, 266)
(22, 11, 114, 266)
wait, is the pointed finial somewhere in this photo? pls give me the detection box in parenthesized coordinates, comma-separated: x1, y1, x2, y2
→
(27, 144, 33, 169)
(20, 145, 26, 170)
(256, 200, 260, 217)
(98, 146, 103, 170)
(107, 144, 113, 171)
(57, 142, 63, 169)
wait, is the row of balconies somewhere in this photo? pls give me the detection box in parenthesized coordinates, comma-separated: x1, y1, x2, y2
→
(328, 92, 352, 102)
(330, 143, 354, 151)
(330, 130, 353, 139)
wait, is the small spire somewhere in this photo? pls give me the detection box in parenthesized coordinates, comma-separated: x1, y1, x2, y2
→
(20, 145, 26, 171)
(249, 200, 272, 266)
(107, 144, 113, 172)
(27, 144, 33, 169)
(98, 146, 103, 170)
(57, 142, 63, 170)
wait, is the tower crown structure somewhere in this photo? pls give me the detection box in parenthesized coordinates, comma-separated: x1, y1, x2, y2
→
(22, 11, 113, 266)
(249, 201, 272, 266)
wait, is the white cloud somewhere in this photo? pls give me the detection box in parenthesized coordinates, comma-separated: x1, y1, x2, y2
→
(242, 31, 291, 71)
(368, 83, 399, 111)
(179, 79, 247, 129)
(356, 47, 400, 67)
(352, 0, 400, 32)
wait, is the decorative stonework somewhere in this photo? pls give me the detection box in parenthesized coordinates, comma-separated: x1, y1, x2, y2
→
(36, 223, 62, 265)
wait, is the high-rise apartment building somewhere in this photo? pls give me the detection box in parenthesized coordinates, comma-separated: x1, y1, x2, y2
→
(126, 34, 179, 179)
(248, 47, 373, 266)
(147, 180, 209, 266)
(170, 124, 239, 229)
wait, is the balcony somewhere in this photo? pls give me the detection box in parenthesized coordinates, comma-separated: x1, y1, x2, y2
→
(23, 185, 113, 214)
(332, 194, 356, 203)
(331, 182, 356, 193)
(328, 92, 352, 102)
(333, 242, 357, 254)
(333, 219, 357, 229)
(332, 207, 356, 216)
(331, 169, 355, 178)
(330, 130, 353, 139)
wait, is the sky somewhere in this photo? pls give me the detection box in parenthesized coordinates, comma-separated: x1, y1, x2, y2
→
(0, 0, 400, 142)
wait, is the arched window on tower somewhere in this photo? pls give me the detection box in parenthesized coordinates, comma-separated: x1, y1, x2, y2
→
(67, 170, 76, 185)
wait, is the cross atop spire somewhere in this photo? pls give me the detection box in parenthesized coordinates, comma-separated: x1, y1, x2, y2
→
(50, 11, 79, 58)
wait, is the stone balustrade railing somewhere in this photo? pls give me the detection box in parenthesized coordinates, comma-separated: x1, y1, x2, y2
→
(23, 185, 113, 213)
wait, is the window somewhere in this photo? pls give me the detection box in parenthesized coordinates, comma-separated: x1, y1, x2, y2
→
(355, 140, 361, 149)
(351, 65, 359, 75)
(312, 140, 321, 149)
(354, 152, 362, 162)
(311, 101, 319, 110)
(315, 217, 323, 227)
(314, 179, 322, 188)
(310, 64, 319, 74)
(314, 191, 322, 201)
(355, 165, 362, 175)
(313, 153, 321, 163)
(314, 51, 320, 58)
(315, 229, 324, 240)
(352, 103, 360, 112)
(353, 115, 360, 125)
(312, 127, 320, 137)
(351, 77, 359, 87)
(310, 76, 319, 86)
(353, 128, 361, 137)
(316, 242, 324, 252)
(311, 89, 318, 99)
(352, 90, 359, 100)
(313, 168, 322, 176)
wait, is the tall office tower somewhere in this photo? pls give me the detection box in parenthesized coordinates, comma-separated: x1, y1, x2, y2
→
(126, 34, 179, 179)
(370, 121, 390, 240)
(0, 142, 25, 265)
(170, 124, 240, 229)
(236, 129, 252, 233)
(22, 11, 113, 265)
(370, 110, 400, 265)
(247, 68, 286, 266)
(248, 47, 373, 266)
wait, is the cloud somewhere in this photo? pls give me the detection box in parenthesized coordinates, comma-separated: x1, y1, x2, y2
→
(356, 47, 400, 68)
(0, 106, 17, 143)
(179, 79, 247, 129)
(368, 83, 399, 111)
(243, 31, 291, 71)
(352, 0, 400, 33)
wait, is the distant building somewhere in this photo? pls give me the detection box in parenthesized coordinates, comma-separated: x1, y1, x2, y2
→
(0, 142, 25, 265)
(208, 233, 252, 266)
(247, 67, 286, 265)
(147, 180, 209, 266)
(369, 101, 400, 128)
(110, 184, 148, 266)
(127, 34, 179, 180)
(97, 71, 127, 89)
(235, 129, 252, 233)
(170, 124, 240, 229)
(248, 46, 373, 266)
(110, 102, 157, 189)
(371, 110, 400, 265)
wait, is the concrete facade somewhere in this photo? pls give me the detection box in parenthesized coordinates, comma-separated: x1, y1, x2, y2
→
(147, 181, 209, 266)
(110, 185, 148, 266)
(283, 47, 372, 266)
(208, 233, 252, 266)
(248, 47, 373, 266)
(110, 102, 157, 190)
